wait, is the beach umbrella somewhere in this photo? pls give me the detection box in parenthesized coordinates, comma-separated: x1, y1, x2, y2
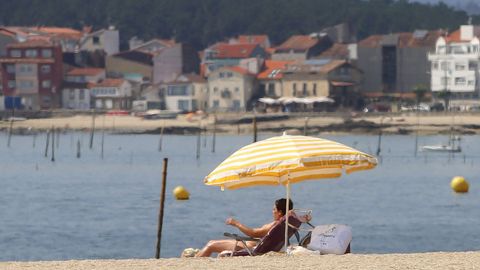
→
(204, 133, 377, 252)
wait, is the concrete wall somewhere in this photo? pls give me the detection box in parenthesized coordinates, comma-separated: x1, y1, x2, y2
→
(398, 47, 431, 92)
(357, 46, 382, 93)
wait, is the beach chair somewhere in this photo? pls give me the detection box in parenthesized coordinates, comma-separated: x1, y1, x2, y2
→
(222, 211, 303, 256)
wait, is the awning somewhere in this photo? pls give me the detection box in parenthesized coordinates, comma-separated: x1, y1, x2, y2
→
(258, 97, 279, 104)
(331, 81, 354, 87)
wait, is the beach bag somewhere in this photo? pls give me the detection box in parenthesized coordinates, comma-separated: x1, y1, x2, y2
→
(307, 224, 352, 255)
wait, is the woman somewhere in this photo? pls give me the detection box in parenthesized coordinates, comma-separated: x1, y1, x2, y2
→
(196, 198, 293, 257)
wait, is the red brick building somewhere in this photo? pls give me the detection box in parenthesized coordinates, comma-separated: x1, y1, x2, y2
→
(0, 39, 63, 110)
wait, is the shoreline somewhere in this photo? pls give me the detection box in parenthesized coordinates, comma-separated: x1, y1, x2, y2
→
(1, 251, 480, 270)
(1, 113, 480, 135)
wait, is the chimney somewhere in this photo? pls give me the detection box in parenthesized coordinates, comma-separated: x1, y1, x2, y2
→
(460, 25, 474, 41)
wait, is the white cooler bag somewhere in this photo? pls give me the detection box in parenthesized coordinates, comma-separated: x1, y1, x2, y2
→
(307, 224, 352, 255)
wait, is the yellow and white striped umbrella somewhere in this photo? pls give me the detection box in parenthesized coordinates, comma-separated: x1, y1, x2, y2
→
(204, 134, 377, 190)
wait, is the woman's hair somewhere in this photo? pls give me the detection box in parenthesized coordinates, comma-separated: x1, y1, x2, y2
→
(275, 198, 294, 216)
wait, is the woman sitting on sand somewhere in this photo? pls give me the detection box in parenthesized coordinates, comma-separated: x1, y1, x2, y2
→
(195, 198, 293, 257)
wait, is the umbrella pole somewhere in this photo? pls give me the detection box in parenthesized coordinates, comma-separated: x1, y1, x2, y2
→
(284, 179, 290, 254)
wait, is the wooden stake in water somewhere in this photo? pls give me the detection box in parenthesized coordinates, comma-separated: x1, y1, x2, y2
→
(76, 139, 81, 158)
(196, 121, 201, 159)
(212, 114, 216, 153)
(56, 128, 60, 149)
(158, 121, 165, 152)
(33, 133, 37, 148)
(101, 115, 106, 159)
(51, 127, 55, 162)
(44, 131, 50, 157)
(253, 115, 257, 143)
(155, 158, 168, 259)
(304, 117, 309, 136)
(89, 109, 96, 149)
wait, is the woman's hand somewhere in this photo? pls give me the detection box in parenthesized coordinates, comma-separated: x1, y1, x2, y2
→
(225, 217, 238, 227)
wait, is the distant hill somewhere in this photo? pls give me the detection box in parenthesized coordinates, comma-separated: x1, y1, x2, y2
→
(412, 0, 480, 15)
(0, 0, 479, 50)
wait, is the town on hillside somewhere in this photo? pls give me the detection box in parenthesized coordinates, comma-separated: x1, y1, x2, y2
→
(1, 23, 480, 117)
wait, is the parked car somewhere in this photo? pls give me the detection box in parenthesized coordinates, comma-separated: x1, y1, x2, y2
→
(363, 103, 391, 113)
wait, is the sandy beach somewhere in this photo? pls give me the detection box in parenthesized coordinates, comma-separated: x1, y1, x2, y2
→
(1, 112, 480, 135)
(1, 251, 479, 270)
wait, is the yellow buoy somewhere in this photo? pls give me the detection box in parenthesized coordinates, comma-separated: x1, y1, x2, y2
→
(173, 186, 190, 200)
(451, 176, 469, 193)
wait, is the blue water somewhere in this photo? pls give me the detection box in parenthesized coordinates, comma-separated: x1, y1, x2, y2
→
(0, 131, 479, 261)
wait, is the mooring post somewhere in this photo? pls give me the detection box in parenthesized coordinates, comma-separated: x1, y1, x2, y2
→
(304, 117, 309, 136)
(253, 115, 257, 143)
(101, 115, 106, 159)
(7, 108, 14, 147)
(196, 121, 201, 159)
(212, 114, 216, 153)
(89, 109, 96, 149)
(158, 121, 165, 152)
(44, 131, 50, 157)
(51, 127, 55, 162)
(155, 158, 168, 259)
(76, 139, 81, 158)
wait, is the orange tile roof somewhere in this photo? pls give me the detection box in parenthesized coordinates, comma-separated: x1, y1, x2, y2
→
(91, 78, 126, 88)
(32, 27, 83, 39)
(211, 43, 258, 59)
(276, 35, 320, 51)
(257, 60, 293, 80)
(224, 66, 253, 75)
(359, 30, 444, 48)
(8, 39, 54, 48)
(445, 27, 480, 43)
(237, 35, 269, 45)
(67, 68, 105, 76)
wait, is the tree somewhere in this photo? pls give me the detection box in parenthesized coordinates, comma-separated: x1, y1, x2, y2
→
(413, 84, 428, 107)
(437, 90, 452, 111)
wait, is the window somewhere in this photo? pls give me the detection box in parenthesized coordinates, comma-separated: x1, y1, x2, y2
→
(232, 100, 241, 110)
(267, 83, 275, 96)
(293, 83, 297, 96)
(92, 36, 100, 45)
(455, 77, 466, 85)
(192, 100, 198, 111)
(302, 83, 307, 96)
(313, 83, 317, 95)
(41, 49, 52, 58)
(79, 89, 85, 100)
(8, 80, 16, 88)
(468, 80, 475, 86)
(455, 63, 466, 71)
(41, 65, 51, 74)
(10, 50, 21, 57)
(19, 64, 33, 73)
(213, 100, 219, 108)
(42, 80, 51, 88)
(432, 62, 439, 70)
(219, 72, 224, 78)
(235, 87, 240, 93)
(213, 87, 218, 94)
(178, 100, 190, 111)
(167, 85, 189, 96)
(227, 72, 233, 78)
(18, 80, 34, 89)
(6, 65, 15, 74)
(25, 49, 38, 58)
(69, 89, 75, 99)
(469, 61, 478, 71)
(42, 95, 51, 106)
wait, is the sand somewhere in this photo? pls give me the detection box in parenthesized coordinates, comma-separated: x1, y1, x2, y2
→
(1, 112, 480, 135)
(1, 251, 479, 270)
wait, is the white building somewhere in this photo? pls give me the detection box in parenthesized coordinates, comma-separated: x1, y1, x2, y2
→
(428, 25, 480, 101)
(162, 74, 207, 112)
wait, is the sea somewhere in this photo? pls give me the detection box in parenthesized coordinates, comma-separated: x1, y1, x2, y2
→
(0, 131, 479, 261)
